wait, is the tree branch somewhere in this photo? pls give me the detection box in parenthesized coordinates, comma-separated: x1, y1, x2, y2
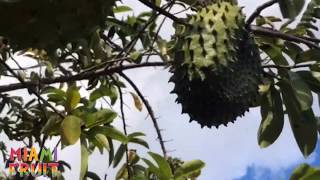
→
(251, 25, 320, 49)
(246, 0, 279, 28)
(137, 0, 320, 50)
(263, 63, 317, 69)
(119, 72, 167, 158)
(0, 56, 64, 118)
(0, 62, 166, 93)
(138, 0, 189, 26)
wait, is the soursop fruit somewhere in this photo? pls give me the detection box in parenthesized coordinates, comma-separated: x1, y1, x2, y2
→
(0, 0, 115, 52)
(169, 2, 262, 128)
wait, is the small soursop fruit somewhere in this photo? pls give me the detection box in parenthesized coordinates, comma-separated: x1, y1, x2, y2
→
(169, 2, 262, 128)
(0, 0, 115, 52)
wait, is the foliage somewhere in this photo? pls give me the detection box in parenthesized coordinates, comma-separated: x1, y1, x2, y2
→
(0, 0, 319, 179)
(290, 164, 320, 180)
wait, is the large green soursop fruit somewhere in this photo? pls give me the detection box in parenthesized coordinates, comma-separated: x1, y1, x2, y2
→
(0, 0, 114, 52)
(170, 2, 262, 128)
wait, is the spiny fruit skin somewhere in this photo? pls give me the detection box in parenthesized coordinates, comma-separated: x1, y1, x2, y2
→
(170, 2, 262, 128)
(0, 0, 115, 52)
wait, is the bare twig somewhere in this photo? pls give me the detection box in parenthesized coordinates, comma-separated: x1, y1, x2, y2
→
(138, 0, 189, 26)
(0, 62, 166, 93)
(115, 83, 131, 179)
(119, 72, 167, 158)
(246, 0, 279, 28)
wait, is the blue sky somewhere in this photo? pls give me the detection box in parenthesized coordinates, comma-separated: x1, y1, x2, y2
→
(237, 143, 320, 180)
(1, 0, 319, 180)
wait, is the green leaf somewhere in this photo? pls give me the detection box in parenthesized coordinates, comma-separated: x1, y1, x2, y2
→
(108, 137, 114, 166)
(113, 6, 133, 13)
(130, 51, 142, 62)
(66, 85, 81, 113)
(113, 144, 126, 168)
(95, 133, 110, 151)
(45, 88, 67, 104)
(85, 171, 101, 180)
(258, 86, 284, 148)
(116, 164, 129, 180)
(80, 138, 89, 180)
(41, 115, 62, 135)
(60, 115, 82, 145)
(128, 132, 146, 138)
(296, 49, 320, 63)
(142, 158, 160, 176)
(90, 85, 118, 105)
(129, 138, 149, 149)
(297, 71, 320, 93)
(279, 0, 305, 19)
(279, 80, 318, 157)
(291, 164, 320, 180)
(288, 71, 313, 111)
(99, 127, 128, 144)
(85, 109, 117, 128)
(174, 160, 205, 179)
(284, 41, 303, 61)
(260, 44, 288, 65)
(148, 152, 172, 180)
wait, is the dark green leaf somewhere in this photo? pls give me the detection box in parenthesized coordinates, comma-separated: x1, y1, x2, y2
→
(291, 164, 320, 180)
(296, 49, 320, 63)
(129, 138, 149, 149)
(85, 171, 101, 180)
(297, 71, 320, 93)
(279, 0, 305, 19)
(288, 71, 313, 111)
(260, 44, 288, 65)
(258, 86, 284, 148)
(113, 144, 126, 168)
(279, 80, 318, 157)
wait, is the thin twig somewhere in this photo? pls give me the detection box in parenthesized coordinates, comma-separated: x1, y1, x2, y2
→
(246, 0, 279, 28)
(146, 4, 174, 62)
(115, 82, 131, 179)
(0, 62, 167, 93)
(119, 72, 167, 158)
(138, 0, 189, 26)
(0, 55, 64, 118)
